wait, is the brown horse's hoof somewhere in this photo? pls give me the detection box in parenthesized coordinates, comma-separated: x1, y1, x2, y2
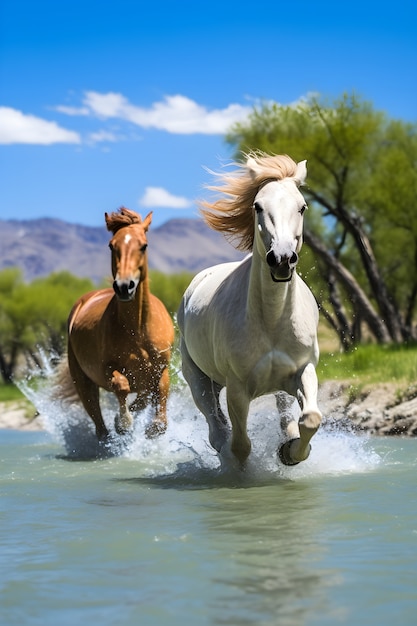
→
(114, 415, 132, 436)
(145, 421, 167, 439)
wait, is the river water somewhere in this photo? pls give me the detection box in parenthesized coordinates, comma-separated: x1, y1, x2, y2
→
(1, 369, 417, 626)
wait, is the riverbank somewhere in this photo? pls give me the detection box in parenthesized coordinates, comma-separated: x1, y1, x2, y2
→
(0, 400, 43, 431)
(1, 380, 417, 435)
(319, 380, 417, 436)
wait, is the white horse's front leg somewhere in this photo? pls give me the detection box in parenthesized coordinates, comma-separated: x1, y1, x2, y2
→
(279, 363, 322, 465)
(226, 381, 251, 466)
(276, 391, 300, 439)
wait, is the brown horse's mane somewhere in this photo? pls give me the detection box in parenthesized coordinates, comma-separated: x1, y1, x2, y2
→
(199, 151, 299, 251)
(105, 207, 143, 234)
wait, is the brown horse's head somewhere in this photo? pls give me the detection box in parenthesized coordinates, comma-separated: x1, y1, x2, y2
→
(105, 208, 153, 302)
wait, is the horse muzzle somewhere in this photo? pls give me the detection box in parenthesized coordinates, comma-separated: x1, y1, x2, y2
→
(113, 277, 139, 301)
(266, 249, 298, 282)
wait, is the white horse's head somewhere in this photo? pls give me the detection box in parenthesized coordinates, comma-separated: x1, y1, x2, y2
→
(248, 157, 308, 282)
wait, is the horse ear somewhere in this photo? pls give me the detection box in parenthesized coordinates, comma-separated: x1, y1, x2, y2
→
(246, 156, 260, 181)
(295, 160, 307, 187)
(246, 156, 262, 181)
(143, 211, 153, 231)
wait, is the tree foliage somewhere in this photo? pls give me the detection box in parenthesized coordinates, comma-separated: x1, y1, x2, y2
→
(0, 270, 95, 383)
(227, 92, 417, 348)
(149, 270, 194, 317)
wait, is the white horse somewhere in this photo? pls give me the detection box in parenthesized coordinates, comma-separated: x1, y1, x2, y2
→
(177, 152, 322, 466)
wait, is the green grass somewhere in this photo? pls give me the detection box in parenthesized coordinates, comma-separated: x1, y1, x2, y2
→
(0, 383, 26, 403)
(318, 342, 417, 386)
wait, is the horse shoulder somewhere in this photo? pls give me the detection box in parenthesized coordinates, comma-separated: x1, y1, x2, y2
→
(184, 260, 249, 314)
(68, 288, 114, 333)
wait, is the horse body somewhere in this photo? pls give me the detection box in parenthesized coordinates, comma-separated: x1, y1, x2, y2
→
(66, 208, 174, 441)
(177, 153, 322, 466)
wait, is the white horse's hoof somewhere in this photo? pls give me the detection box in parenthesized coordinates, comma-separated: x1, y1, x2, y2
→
(279, 439, 311, 466)
(279, 440, 300, 466)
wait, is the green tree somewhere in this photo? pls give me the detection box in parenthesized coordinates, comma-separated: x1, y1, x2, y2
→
(149, 270, 194, 317)
(227, 92, 417, 348)
(361, 120, 417, 333)
(0, 269, 95, 383)
(0, 268, 28, 383)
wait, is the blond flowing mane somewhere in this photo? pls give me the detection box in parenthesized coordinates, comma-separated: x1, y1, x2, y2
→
(105, 207, 142, 234)
(199, 152, 299, 251)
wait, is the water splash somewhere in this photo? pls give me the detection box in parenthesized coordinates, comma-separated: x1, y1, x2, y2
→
(17, 350, 381, 480)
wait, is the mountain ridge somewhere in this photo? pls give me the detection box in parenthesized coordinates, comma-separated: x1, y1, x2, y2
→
(0, 216, 244, 282)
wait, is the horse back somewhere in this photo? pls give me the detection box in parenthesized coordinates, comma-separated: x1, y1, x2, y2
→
(177, 260, 247, 333)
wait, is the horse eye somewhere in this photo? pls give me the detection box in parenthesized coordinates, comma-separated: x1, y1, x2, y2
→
(140, 244, 148, 253)
(300, 204, 308, 215)
(254, 202, 262, 213)
(108, 243, 114, 251)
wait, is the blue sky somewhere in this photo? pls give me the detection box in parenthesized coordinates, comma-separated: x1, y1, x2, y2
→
(1, 0, 416, 228)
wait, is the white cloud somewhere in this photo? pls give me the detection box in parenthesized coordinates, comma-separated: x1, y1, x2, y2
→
(139, 186, 193, 209)
(59, 91, 252, 135)
(88, 130, 119, 143)
(3, 92, 251, 146)
(84, 92, 127, 118)
(0, 107, 81, 145)
(54, 105, 90, 116)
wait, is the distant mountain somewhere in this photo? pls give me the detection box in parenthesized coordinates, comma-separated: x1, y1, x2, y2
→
(0, 216, 244, 282)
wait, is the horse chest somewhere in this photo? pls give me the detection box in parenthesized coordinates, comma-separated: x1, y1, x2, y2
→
(113, 344, 154, 370)
(245, 348, 298, 397)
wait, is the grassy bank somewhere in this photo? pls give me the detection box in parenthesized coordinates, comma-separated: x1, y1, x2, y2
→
(0, 383, 25, 403)
(318, 342, 417, 386)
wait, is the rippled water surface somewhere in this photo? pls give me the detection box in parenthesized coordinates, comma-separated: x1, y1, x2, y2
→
(1, 376, 417, 626)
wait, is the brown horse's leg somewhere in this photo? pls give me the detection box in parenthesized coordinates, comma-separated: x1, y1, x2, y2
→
(67, 343, 109, 440)
(145, 366, 170, 438)
(110, 370, 134, 435)
(129, 393, 148, 414)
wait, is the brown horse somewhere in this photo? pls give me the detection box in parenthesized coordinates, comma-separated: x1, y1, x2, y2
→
(64, 207, 174, 442)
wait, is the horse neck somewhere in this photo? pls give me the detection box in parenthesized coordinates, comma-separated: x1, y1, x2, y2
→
(117, 276, 151, 331)
(247, 248, 293, 325)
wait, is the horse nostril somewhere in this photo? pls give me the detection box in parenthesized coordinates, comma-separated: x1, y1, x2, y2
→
(266, 250, 276, 267)
(289, 252, 298, 267)
(267, 249, 298, 270)
(129, 280, 135, 291)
